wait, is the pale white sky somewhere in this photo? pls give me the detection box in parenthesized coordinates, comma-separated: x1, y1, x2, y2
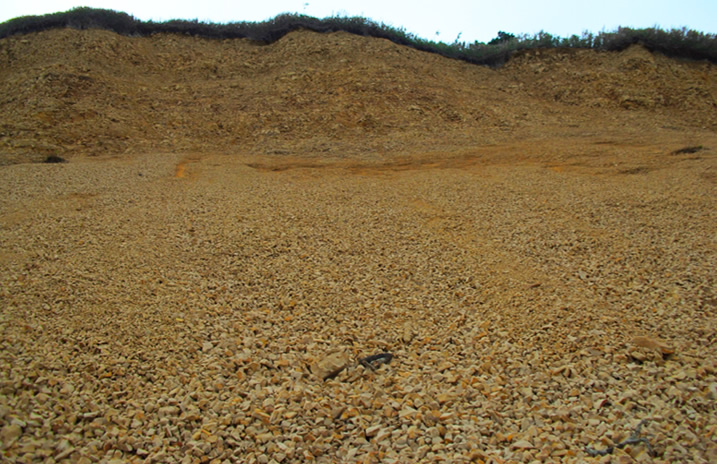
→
(1, 0, 715, 44)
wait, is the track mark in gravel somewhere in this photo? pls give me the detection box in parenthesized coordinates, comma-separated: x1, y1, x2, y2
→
(244, 151, 486, 177)
(245, 160, 328, 172)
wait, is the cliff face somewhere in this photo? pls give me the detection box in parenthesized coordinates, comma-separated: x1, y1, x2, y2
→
(1, 28, 716, 163)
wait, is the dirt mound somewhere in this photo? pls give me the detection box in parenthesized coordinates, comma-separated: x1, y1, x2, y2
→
(1, 28, 716, 163)
(505, 44, 717, 119)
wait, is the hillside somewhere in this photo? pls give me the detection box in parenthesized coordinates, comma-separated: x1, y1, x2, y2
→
(0, 28, 716, 463)
(0, 28, 716, 164)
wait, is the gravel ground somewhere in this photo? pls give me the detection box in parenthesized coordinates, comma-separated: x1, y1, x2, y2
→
(0, 147, 715, 463)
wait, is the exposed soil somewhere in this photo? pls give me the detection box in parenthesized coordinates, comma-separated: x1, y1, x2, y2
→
(1, 28, 716, 164)
(0, 28, 716, 463)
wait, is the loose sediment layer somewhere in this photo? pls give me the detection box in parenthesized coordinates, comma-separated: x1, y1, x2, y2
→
(1, 140, 715, 462)
(1, 28, 716, 165)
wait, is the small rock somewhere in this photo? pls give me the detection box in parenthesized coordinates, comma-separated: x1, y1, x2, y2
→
(365, 424, 381, 437)
(60, 383, 75, 395)
(707, 383, 717, 400)
(257, 432, 273, 443)
(402, 326, 414, 344)
(10, 418, 26, 428)
(312, 351, 350, 380)
(331, 406, 346, 420)
(374, 428, 391, 442)
(158, 406, 179, 418)
(56, 446, 76, 460)
(252, 408, 271, 424)
(511, 439, 534, 449)
(399, 406, 416, 419)
(632, 335, 674, 355)
(56, 439, 72, 452)
(0, 424, 23, 445)
(438, 412, 454, 422)
(616, 455, 636, 464)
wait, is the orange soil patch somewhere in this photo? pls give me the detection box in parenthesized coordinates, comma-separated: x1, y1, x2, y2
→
(174, 162, 186, 178)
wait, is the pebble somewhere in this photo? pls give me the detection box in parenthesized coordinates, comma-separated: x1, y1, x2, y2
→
(312, 351, 351, 380)
(512, 439, 535, 450)
(632, 335, 675, 355)
(0, 424, 23, 446)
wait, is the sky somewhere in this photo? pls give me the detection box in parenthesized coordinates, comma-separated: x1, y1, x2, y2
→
(1, 1, 715, 44)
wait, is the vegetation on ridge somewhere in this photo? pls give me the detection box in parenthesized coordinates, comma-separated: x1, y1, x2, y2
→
(1, 7, 716, 66)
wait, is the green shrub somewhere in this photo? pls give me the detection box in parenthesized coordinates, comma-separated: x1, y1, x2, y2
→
(488, 31, 516, 45)
(1, 8, 715, 67)
(0, 7, 140, 37)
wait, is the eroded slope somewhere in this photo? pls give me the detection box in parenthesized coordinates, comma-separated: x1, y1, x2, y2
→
(1, 28, 716, 164)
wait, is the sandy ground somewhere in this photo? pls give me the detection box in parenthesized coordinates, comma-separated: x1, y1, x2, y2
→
(1, 137, 715, 462)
